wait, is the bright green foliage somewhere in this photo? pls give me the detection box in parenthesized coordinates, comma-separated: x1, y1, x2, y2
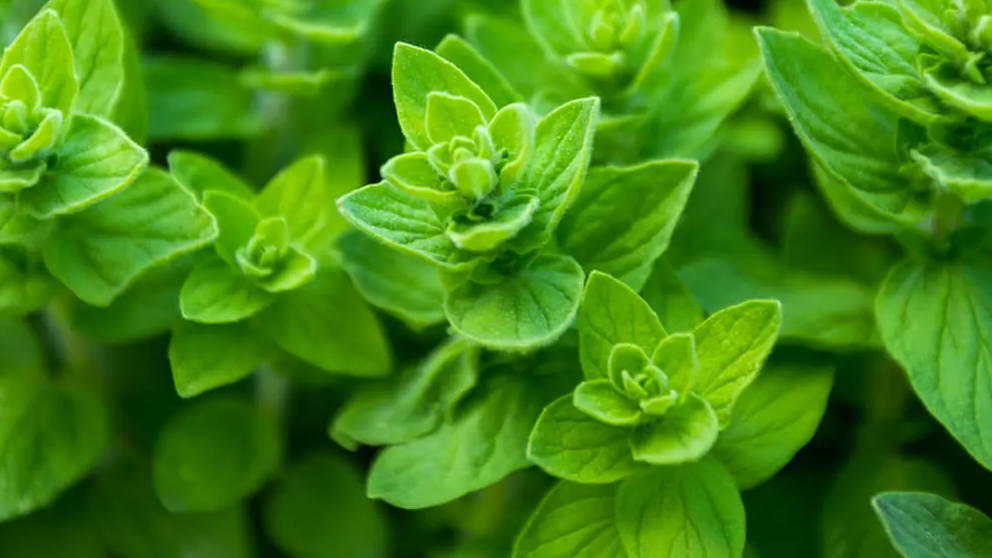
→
(873, 492, 992, 557)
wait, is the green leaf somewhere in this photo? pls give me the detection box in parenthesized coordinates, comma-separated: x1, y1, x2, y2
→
(425, 91, 486, 144)
(331, 338, 479, 447)
(712, 362, 834, 489)
(144, 56, 262, 141)
(515, 97, 599, 250)
(573, 379, 643, 426)
(337, 182, 464, 269)
(169, 321, 269, 398)
(23, 114, 148, 219)
(445, 195, 539, 252)
(641, 259, 704, 333)
(255, 269, 391, 376)
(46, 0, 126, 118)
(527, 395, 641, 484)
(367, 373, 546, 509)
(337, 229, 445, 328)
(651, 332, 699, 394)
(876, 258, 992, 470)
(0, 9, 77, 115)
(0, 377, 107, 522)
(807, 0, 939, 123)
(0, 488, 104, 558)
(579, 271, 667, 380)
(872, 492, 992, 558)
(180, 256, 274, 324)
(202, 190, 258, 265)
(444, 253, 584, 350)
(691, 299, 782, 425)
(513, 482, 627, 558)
(43, 167, 216, 306)
(616, 458, 745, 558)
(93, 463, 253, 558)
(923, 60, 992, 122)
(168, 150, 254, 201)
(153, 398, 281, 512)
(559, 160, 697, 290)
(756, 27, 906, 193)
(265, 453, 388, 558)
(629, 393, 719, 465)
(391, 42, 497, 151)
(256, 155, 335, 253)
(911, 144, 992, 204)
(435, 34, 521, 108)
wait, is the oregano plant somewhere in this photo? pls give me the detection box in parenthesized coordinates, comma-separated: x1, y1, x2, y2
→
(1, 0, 991, 557)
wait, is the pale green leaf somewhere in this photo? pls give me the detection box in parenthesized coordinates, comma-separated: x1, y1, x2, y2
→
(629, 393, 719, 465)
(180, 257, 274, 324)
(168, 150, 254, 201)
(169, 321, 269, 398)
(513, 482, 627, 558)
(435, 34, 521, 107)
(0, 9, 77, 115)
(256, 155, 335, 253)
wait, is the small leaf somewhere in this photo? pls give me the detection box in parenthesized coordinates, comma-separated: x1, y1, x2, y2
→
(43, 167, 216, 306)
(265, 453, 388, 558)
(0, 9, 77, 116)
(169, 321, 269, 398)
(559, 160, 698, 290)
(629, 393, 719, 465)
(691, 299, 782, 425)
(168, 150, 254, 201)
(435, 34, 521, 107)
(255, 269, 391, 376)
(23, 114, 148, 219)
(367, 373, 547, 509)
(202, 190, 259, 265)
(651, 332, 698, 395)
(573, 379, 642, 426)
(152, 398, 281, 512)
(391, 42, 497, 150)
(616, 458, 745, 558)
(872, 492, 992, 557)
(425, 91, 486, 144)
(444, 253, 584, 350)
(513, 482, 627, 558)
(256, 155, 336, 253)
(641, 259, 704, 333)
(445, 195, 538, 252)
(579, 271, 667, 380)
(0, 377, 107, 522)
(527, 395, 640, 484)
(180, 257, 274, 324)
(713, 362, 833, 489)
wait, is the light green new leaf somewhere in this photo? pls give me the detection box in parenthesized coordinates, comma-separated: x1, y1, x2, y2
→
(630, 394, 718, 466)
(425, 91, 486, 145)
(573, 379, 643, 426)
(616, 458, 745, 558)
(691, 299, 782, 425)
(180, 257, 274, 324)
(153, 398, 281, 512)
(265, 453, 388, 558)
(337, 182, 464, 269)
(579, 271, 667, 380)
(169, 321, 269, 398)
(391, 42, 497, 150)
(337, 230, 445, 328)
(513, 482, 627, 558)
(168, 150, 254, 201)
(757, 27, 906, 193)
(0, 9, 77, 116)
(367, 373, 546, 509)
(713, 363, 833, 489)
(877, 258, 992, 470)
(528, 395, 641, 484)
(435, 34, 521, 108)
(559, 160, 697, 290)
(46, 0, 125, 117)
(202, 190, 258, 265)
(43, 168, 216, 306)
(873, 492, 992, 558)
(0, 377, 107, 522)
(515, 97, 599, 250)
(256, 155, 335, 253)
(445, 253, 584, 350)
(332, 338, 478, 447)
(911, 144, 992, 204)
(23, 114, 148, 219)
(255, 269, 391, 376)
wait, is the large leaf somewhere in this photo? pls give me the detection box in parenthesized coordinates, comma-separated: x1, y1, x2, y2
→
(44, 167, 216, 306)
(445, 253, 584, 350)
(615, 458, 746, 558)
(513, 482, 627, 558)
(0, 377, 107, 522)
(366, 373, 547, 509)
(713, 362, 833, 489)
(872, 492, 992, 557)
(152, 398, 281, 512)
(579, 271, 666, 380)
(876, 258, 992, 470)
(559, 160, 697, 290)
(757, 27, 906, 193)
(169, 321, 269, 398)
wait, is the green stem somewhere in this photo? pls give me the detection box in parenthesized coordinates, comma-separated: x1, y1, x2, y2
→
(931, 190, 964, 251)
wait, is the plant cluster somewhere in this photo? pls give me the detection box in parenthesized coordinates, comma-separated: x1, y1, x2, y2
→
(1, 0, 991, 557)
